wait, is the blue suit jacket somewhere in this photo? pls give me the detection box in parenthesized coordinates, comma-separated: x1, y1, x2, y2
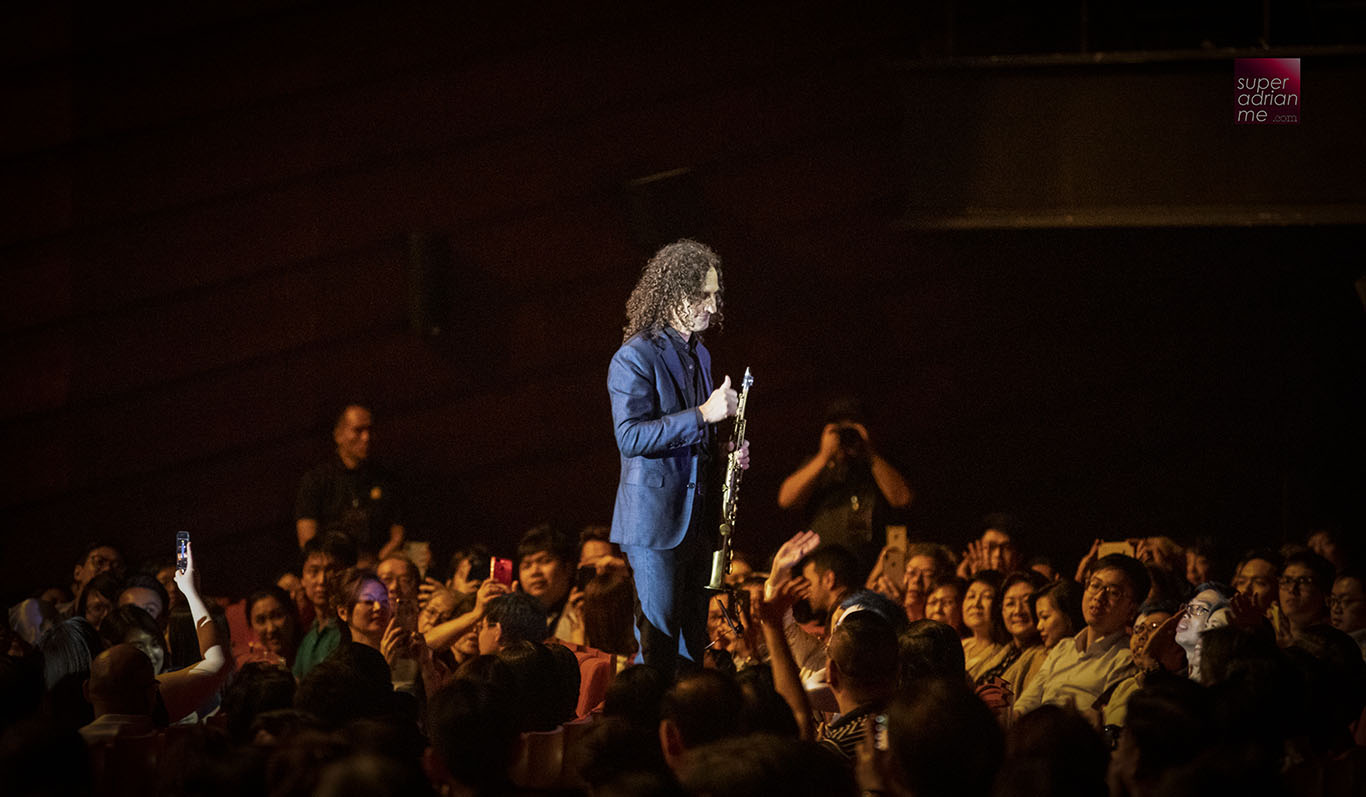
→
(608, 331, 714, 550)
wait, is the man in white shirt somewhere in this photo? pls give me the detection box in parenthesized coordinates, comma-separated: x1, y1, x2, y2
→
(1013, 554, 1150, 725)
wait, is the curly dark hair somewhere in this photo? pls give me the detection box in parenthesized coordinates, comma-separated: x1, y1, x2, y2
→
(622, 239, 724, 342)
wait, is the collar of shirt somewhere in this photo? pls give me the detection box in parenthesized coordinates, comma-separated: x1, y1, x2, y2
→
(662, 325, 698, 354)
(1071, 627, 1129, 658)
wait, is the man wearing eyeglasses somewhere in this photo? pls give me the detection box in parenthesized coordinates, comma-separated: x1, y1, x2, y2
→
(1013, 553, 1149, 723)
(1278, 550, 1333, 643)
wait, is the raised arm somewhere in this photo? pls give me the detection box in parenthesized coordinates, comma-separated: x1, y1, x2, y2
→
(423, 579, 508, 651)
(757, 578, 816, 740)
(158, 541, 231, 722)
(777, 426, 838, 509)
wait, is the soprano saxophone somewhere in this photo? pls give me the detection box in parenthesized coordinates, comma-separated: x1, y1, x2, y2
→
(707, 367, 752, 591)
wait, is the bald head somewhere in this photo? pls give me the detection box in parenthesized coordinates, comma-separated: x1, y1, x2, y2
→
(86, 643, 157, 717)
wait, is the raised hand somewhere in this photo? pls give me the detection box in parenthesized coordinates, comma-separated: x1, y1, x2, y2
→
(770, 531, 821, 582)
(757, 577, 811, 626)
(418, 577, 453, 610)
(700, 375, 738, 423)
(1074, 538, 1102, 584)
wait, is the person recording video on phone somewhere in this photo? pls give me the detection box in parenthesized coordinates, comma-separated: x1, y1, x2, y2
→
(777, 398, 913, 563)
(608, 240, 749, 678)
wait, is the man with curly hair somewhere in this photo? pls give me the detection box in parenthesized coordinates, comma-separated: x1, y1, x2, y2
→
(608, 239, 749, 677)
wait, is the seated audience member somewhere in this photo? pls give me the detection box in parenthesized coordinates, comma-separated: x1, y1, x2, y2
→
(925, 577, 967, 637)
(814, 611, 898, 761)
(582, 567, 638, 658)
(898, 620, 967, 687)
(1328, 570, 1366, 658)
(763, 532, 860, 684)
(376, 555, 423, 688)
(220, 662, 297, 744)
(294, 644, 396, 730)
(38, 616, 105, 730)
(516, 523, 583, 644)
(901, 542, 956, 621)
(277, 569, 309, 618)
(1013, 554, 1149, 724)
(156, 541, 231, 723)
(1026, 554, 1060, 582)
(658, 669, 746, 776)
(332, 568, 424, 691)
(116, 573, 170, 629)
(578, 524, 628, 574)
(1278, 550, 1334, 642)
(879, 677, 1004, 797)
(1107, 677, 1214, 797)
(1184, 536, 1229, 589)
(293, 532, 358, 680)
(1306, 526, 1351, 575)
(994, 704, 1109, 797)
(315, 753, 434, 797)
(957, 512, 1024, 579)
(75, 571, 122, 631)
(243, 585, 300, 668)
(8, 598, 60, 649)
(446, 543, 491, 595)
(1285, 625, 1366, 771)
(1032, 579, 1084, 650)
(477, 592, 549, 654)
(1174, 582, 1234, 683)
(78, 643, 159, 744)
(494, 640, 572, 732)
(1231, 548, 1281, 605)
(63, 542, 125, 616)
(961, 570, 1007, 681)
(975, 570, 1049, 707)
(677, 734, 857, 797)
(424, 678, 519, 796)
(101, 605, 169, 674)
(1127, 598, 1186, 676)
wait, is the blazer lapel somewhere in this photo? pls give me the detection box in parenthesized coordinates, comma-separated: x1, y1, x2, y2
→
(654, 335, 690, 408)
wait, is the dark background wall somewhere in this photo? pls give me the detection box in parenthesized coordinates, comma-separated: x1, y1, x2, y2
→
(4, 2, 1363, 599)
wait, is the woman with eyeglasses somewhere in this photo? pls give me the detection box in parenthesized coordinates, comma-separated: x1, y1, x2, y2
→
(974, 570, 1049, 715)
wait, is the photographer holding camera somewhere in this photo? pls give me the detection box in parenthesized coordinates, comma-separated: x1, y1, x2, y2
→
(777, 399, 914, 564)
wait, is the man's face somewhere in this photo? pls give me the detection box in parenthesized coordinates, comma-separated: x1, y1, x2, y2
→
(1278, 563, 1326, 625)
(118, 587, 165, 621)
(672, 267, 720, 335)
(925, 585, 963, 630)
(519, 550, 571, 609)
(1082, 567, 1137, 637)
(74, 546, 123, 590)
(801, 562, 834, 613)
(579, 540, 614, 566)
(904, 555, 937, 599)
(1175, 589, 1224, 650)
(302, 553, 340, 613)
(979, 529, 1019, 572)
(1186, 550, 1210, 587)
(1131, 610, 1169, 655)
(419, 591, 457, 635)
(707, 595, 732, 649)
(377, 558, 418, 602)
(334, 406, 373, 466)
(1232, 558, 1277, 603)
(1330, 576, 1366, 634)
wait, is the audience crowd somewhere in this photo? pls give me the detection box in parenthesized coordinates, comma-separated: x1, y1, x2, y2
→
(3, 439, 1364, 796)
